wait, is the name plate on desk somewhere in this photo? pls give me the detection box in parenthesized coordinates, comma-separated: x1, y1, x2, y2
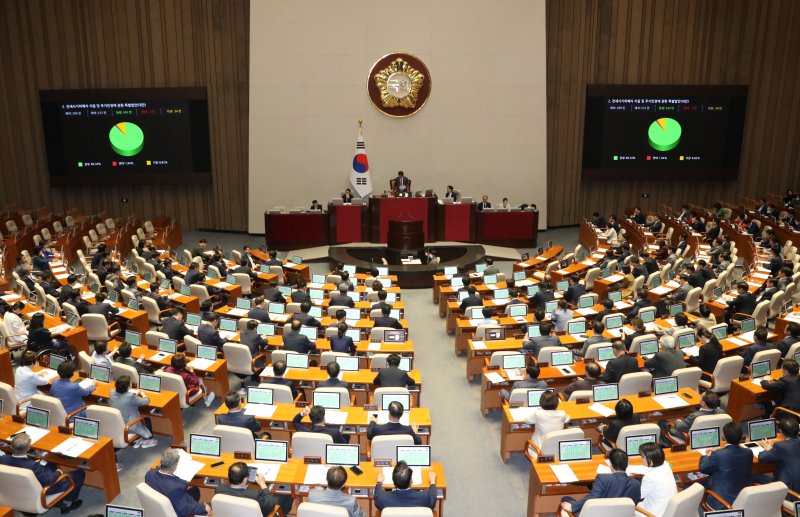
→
(373, 459, 392, 467)
(364, 405, 377, 411)
(304, 456, 322, 464)
(638, 391, 652, 397)
(487, 365, 500, 370)
(234, 451, 252, 460)
(295, 402, 309, 408)
(538, 362, 549, 368)
(537, 455, 555, 463)
(575, 398, 590, 404)
(671, 444, 687, 452)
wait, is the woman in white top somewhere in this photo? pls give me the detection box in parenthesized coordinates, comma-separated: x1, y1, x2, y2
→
(525, 391, 570, 448)
(637, 442, 677, 516)
(4, 302, 28, 344)
(550, 300, 573, 333)
(90, 342, 114, 368)
(14, 351, 50, 400)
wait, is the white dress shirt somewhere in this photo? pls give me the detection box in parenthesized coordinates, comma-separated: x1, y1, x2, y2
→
(4, 312, 27, 344)
(638, 463, 677, 516)
(14, 366, 49, 400)
(525, 408, 570, 448)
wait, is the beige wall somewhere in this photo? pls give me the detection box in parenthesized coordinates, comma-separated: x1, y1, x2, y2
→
(249, 0, 547, 234)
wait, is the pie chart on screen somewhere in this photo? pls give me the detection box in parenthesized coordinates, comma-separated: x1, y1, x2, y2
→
(109, 122, 144, 156)
(648, 117, 681, 152)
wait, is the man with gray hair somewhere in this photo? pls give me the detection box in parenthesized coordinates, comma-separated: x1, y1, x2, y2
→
(329, 283, 356, 308)
(0, 433, 86, 513)
(308, 465, 366, 516)
(145, 448, 210, 516)
(645, 334, 687, 378)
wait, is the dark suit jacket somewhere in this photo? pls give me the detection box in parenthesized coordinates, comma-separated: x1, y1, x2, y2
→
(632, 264, 648, 279)
(761, 374, 800, 411)
(564, 284, 586, 305)
(263, 287, 286, 304)
(564, 378, 600, 399)
(741, 341, 771, 366)
(162, 317, 193, 341)
(374, 366, 416, 388)
(758, 438, 800, 494)
(247, 307, 271, 323)
(644, 349, 686, 378)
(215, 483, 286, 517)
(319, 377, 349, 389)
(626, 299, 652, 320)
(571, 472, 641, 514)
(240, 330, 268, 355)
(604, 416, 642, 443)
(459, 295, 483, 312)
(329, 335, 356, 354)
(729, 292, 757, 315)
(87, 302, 119, 320)
(198, 324, 226, 350)
(57, 284, 78, 304)
(601, 354, 639, 383)
(291, 290, 311, 304)
(529, 290, 555, 311)
(283, 331, 317, 354)
(699, 444, 754, 505)
(0, 454, 72, 495)
(374, 483, 437, 509)
(291, 412, 348, 443)
(145, 469, 206, 517)
(218, 410, 261, 434)
(116, 356, 149, 375)
(374, 316, 402, 329)
(295, 313, 321, 328)
(623, 330, 646, 351)
(330, 294, 356, 308)
(697, 342, 723, 374)
(778, 336, 800, 357)
(367, 421, 421, 445)
(183, 269, 202, 286)
(477, 201, 491, 211)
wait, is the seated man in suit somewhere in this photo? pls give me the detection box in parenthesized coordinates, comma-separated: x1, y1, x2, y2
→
(183, 262, 202, 286)
(375, 462, 437, 510)
(761, 358, 800, 416)
(623, 317, 646, 350)
(459, 286, 483, 312)
(308, 465, 366, 517)
(630, 206, 645, 224)
(374, 305, 403, 329)
(283, 318, 317, 354)
(778, 322, 800, 357)
(292, 405, 349, 443)
(51, 361, 96, 419)
(262, 281, 286, 304)
(564, 361, 602, 400)
(367, 400, 421, 444)
(57, 274, 81, 305)
(560, 448, 641, 515)
(741, 326, 773, 366)
(601, 341, 639, 383)
(86, 292, 119, 321)
(664, 391, 724, 440)
(115, 342, 149, 375)
(371, 290, 393, 312)
(522, 321, 560, 358)
(319, 361, 349, 389)
(219, 391, 264, 437)
(146, 448, 210, 516)
(483, 257, 500, 276)
(577, 321, 610, 357)
(295, 301, 321, 328)
(644, 335, 686, 378)
(310, 199, 324, 210)
(765, 246, 784, 276)
(564, 274, 586, 305)
(757, 416, 800, 499)
(330, 322, 357, 355)
(161, 308, 195, 341)
(629, 256, 648, 279)
(699, 422, 754, 509)
(477, 194, 491, 211)
(247, 296, 271, 323)
(342, 188, 355, 203)
(443, 185, 459, 202)
(198, 313, 225, 351)
(261, 360, 298, 398)
(391, 171, 410, 197)
(330, 284, 356, 308)
(264, 250, 283, 267)
(499, 364, 547, 401)
(291, 279, 311, 303)
(0, 433, 86, 513)
(374, 353, 416, 388)
(626, 290, 653, 321)
(240, 319, 269, 356)
(215, 462, 293, 516)
(672, 274, 692, 302)
(725, 282, 757, 323)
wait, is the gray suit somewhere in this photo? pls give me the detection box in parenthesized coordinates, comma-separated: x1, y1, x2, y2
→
(523, 335, 561, 358)
(307, 487, 366, 517)
(109, 390, 152, 439)
(644, 349, 686, 378)
(319, 377, 349, 389)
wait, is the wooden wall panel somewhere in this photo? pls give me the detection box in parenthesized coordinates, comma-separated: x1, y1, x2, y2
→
(546, 0, 800, 227)
(0, 0, 249, 231)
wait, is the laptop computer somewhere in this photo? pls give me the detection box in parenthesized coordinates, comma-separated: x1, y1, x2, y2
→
(592, 383, 619, 403)
(653, 376, 679, 395)
(501, 354, 526, 370)
(558, 439, 593, 462)
(247, 387, 274, 405)
(624, 433, 658, 456)
(690, 427, 721, 451)
(312, 391, 341, 410)
(138, 374, 162, 393)
(396, 445, 431, 467)
(73, 417, 100, 440)
(325, 444, 360, 466)
(189, 433, 221, 457)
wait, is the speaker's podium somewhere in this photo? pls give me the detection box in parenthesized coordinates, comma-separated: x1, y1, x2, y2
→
(386, 219, 424, 263)
(370, 195, 437, 243)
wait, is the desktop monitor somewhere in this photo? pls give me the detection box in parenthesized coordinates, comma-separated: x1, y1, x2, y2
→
(600, 268, 611, 278)
(45, 300, 58, 317)
(605, 314, 624, 330)
(751, 360, 771, 379)
(690, 427, 721, 450)
(342, 264, 356, 274)
(309, 306, 323, 318)
(551, 351, 574, 367)
(384, 330, 406, 343)
(475, 264, 487, 273)
(578, 296, 594, 309)
(444, 266, 457, 276)
(285, 353, 309, 369)
(345, 328, 361, 341)
(558, 439, 592, 462)
(451, 276, 464, 288)
(567, 320, 586, 335)
(740, 318, 756, 333)
(576, 251, 587, 263)
(668, 304, 683, 317)
(381, 393, 410, 411)
(545, 300, 558, 315)
(347, 291, 361, 303)
(385, 292, 397, 303)
(142, 272, 153, 283)
(625, 434, 657, 456)
(457, 291, 468, 302)
(257, 323, 276, 336)
(501, 354, 526, 370)
(703, 511, 744, 517)
(139, 374, 161, 393)
(26, 407, 50, 429)
(335, 356, 360, 372)
(396, 445, 431, 467)
(398, 357, 412, 372)
(677, 333, 696, 349)
(638, 308, 656, 324)
(559, 260, 570, 269)
(158, 338, 178, 354)
(124, 330, 141, 347)
(527, 389, 546, 407)
(312, 274, 326, 284)
(226, 274, 236, 284)
(298, 326, 318, 341)
(278, 286, 292, 297)
(89, 282, 100, 294)
(653, 376, 679, 395)
(485, 328, 505, 341)
(66, 312, 79, 327)
(236, 298, 253, 310)
(747, 419, 776, 441)
(556, 280, 569, 292)
(527, 285, 540, 295)
(197, 345, 217, 361)
(159, 279, 171, 290)
(292, 255, 303, 265)
(325, 444, 360, 466)
(313, 391, 341, 409)
(713, 287, 723, 299)
(247, 387, 274, 405)
(309, 289, 324, 301)
(466, 306, 484, 319)
(592, 383, 619, 403)
(73, 417, 100, 440)
(268, 303, 285, 314)
(597, 346, 615, 362)
(513, 271, 526, 281)
(207, 268, 219, 279)
(180, 285, 192, 296)
(128, 298, 140, 310)
(186, 313, 202, 326)
(484, 274, 498, 284)
(494, 288, 509, 299)
(509, 304, 527, 317)
(90, 364, 111, 383)
(219, 318, 237, 332)
(377, 267, 389, 276)
(48, 354, 67, 371)
(608, 290, 622, 302)
(189, 434, 221, 457)
(639, 338, 659, 357)
(712, 326, 728, 340)
(255, 440, 289, 463)
(344, 308, 361, 320)
(527, 325, 541, 338)
(106, 505, 144, 517)
(649, 276, 661, 288)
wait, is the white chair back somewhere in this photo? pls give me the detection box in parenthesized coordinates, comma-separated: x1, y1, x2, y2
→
(673, 366, 702, 392)
(223, 343, 257, 376)
(111, 362, 140, 386)
(618, 371, 653, 397)
(576, 498, 635, 517)
(0, 464, 72, 513)
(0, 382, 18, 416)
(86, 405, 134, 448)
(489, 351, 524, 368)
(258, 383, 295, 404)
(212, 424, 256, 455)
(705, 356, 745, 393)
(661, 482, 705, 517)
(291, 432, 333, 459)
(30, 394, 68, 427)
(538, 428, 585, 457)
(297, 502, 349, 517)
(730, 481, 788, 517)
(370, 434, 414, 462)
(211, 493, 263, 515)
(136, 482, 179, 517)
(537, 346, 569, 364)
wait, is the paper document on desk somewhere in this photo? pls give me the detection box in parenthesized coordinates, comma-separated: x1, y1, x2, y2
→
(683, 346, 700, 358)
(382, 466, 421, 486)
(471, 341, 487, 350)
(468, 319, 487, 327)
(214, 282, 232, 289)
(509, 407, 537, 422)
(304, 464, 331, 485)
(484, 372, 506, 384)
(243, 403, 277, 418)
(626, 464, 650, 476)
(40, 369, 59, 381)
(13, 426, 50, 444)
(727, 337, 748, 347)
(116, 308, 130, 317)
(581, 259, 595, 266)
(739, 331, 756, 342)
(596, 464, 612, 475)
(605, 274, 624, 283)
(588, 402, 615, 417)
(226, 308, 249, 317)
(174, 449, 205, 482)
(78, 378, 94, 390)
(260, 367, 275, 378)
(247, 463, 281, 482)
(188, 358, 215, 370)
(367, 343, 382, 351)
(373, 411, 409, 425)
(80, 292, 94, 300)
(52, 437, 94, 458)
(576, 308, 597, 316)
(752, 377, 770, 387)
(653, 394, 689, 409)
(150, 352, 172, 362)
(614, 301, 633, 309)
(516, 280, 534, 287)
(493, 298, 510, 306)
(550, 464, 579, 483)
(505, 369, 525, 381)
(219, 331, 237, 341)
(49, 324, 73, 336)
(324, 411, 348, 425)
(169, 293, 184, 300)
(649, 286, 672, 295)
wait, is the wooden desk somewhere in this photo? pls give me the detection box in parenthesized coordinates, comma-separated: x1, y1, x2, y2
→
(264, 337, 415, 359)
(263, 212, 330, 251)
(727, 368, 783, 423)
(19, 300, 90, 355)
(512, 246, 565, 276)
(476, 210, 539, 247)
(0, 349, 12, 386)
(0, 505, 12, 517)
(0, 416, 121, 503)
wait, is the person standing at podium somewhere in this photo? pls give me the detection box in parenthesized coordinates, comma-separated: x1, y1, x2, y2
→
(477, 195, 491, 211)
(393, 171, 410, 197)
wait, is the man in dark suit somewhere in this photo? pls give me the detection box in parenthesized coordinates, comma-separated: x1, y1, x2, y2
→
(757, 277, 780, 303)
(560, 448, 641, 515)
(0, 433, 86, 513)
(459, 286, 483, 312)
(529, 281, 555, 312)
(247, 297, 271, 323)
(367, 400, 421, 444)
(630, 257, 648, 279)
(683, 264, 703, 289)
(262, 282, 286, 304)
(264, 251, 283, 267)
(292, 405, 349, 443)
(761, 359, 800, 414)
(291, 279, 311, 303)
(215, 462, 293, 516)
(477, 194, 491, 211)
(626, 291, 653, 321)
(342, 188, 355, 203)
(57, 274, 81, 305)
(765, 247, 784, 276)
(145, 448, 209, 516)
(162, 308, 195, 341)
(219, 391, 262, 436)
(630, 207, 645, 224)
(644, 335, 686, 377)
(239, 320, 269, 356)
(741, 327, 773, 366)
(564, 361, 602, 400)
(295, 301, 321, 328)
(564, 274, 586, 305)
(726, 282, 757, 322)
(198, 313, 226, 351)
(183, 263, 202, 285)
(330, 284, 355, 308)
(115, 343, 149, 375)
(623, 318, 646, 350)
(778, 322, 800, 357)
(310, 199, 324, 210)
(374, 305, 403, 329)
(261, 360, 298, 398)
(392, 171, 410, 196)
(522, 321, 561, 358)
(672, 274, 693, 302)
(697, 259, 716, 281)
(283, 319, 317, 354)
(699, 422, 754, 509)
(86, 292, 119, 321)
(319, 361, 349, 389)
(757, 416, 800, 497)
(444, 185, 459, 201)
(601, 341, 639, 383)
(374, 462, 437, 510)
(374, 354, 416, 388)
(371, 290, 393, 312)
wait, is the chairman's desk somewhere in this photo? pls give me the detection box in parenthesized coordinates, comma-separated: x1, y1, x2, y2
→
(0, 416, 120, 503)
(214, 403, 432, 448)
(152, 454, 447, 517)
(263, 212, 330, 251)
(527, 446, 774, 517)
(500, 388, 702, 462)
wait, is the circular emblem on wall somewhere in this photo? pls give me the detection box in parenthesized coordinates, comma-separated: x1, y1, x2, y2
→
(368, 52, 431, 118)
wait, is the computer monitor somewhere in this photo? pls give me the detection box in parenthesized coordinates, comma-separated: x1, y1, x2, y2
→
(494, 288, 509, 299)
(527, 285, 540, 295)
(384, 330, 406, 342)
(398, 357, 412, 372)
(309, 289, 324, 301)
(128, 298, 140, 310)
(124, 330, 141, 347)
(509, 304, 527, 317)
(527, 389, 546, 407)
(298, 326, 317, 341)
(713, 287, 723, 299)
(466, 306, 484, 319)
(501, 354, 526, 370)
(527, 325, 541, 338)
(158, 338, 178, 354)
(576, 251, 586, 263)
(597, 346, 615, 362)
(292, 255, 303, 265)
(396, 445, 431, 467)
(483, 274, 498, 285)
(592, 383, 619, 403)
(236, 298, 253, 310)
(344, 308, 361, 320)
(385, 292, 398, 304)
(751, 360, 771, 379)
(712, 326, 728, 340)
(578, 296, 594, 309)
(308, 306, 323, 318)
(740, 318, 756, 333)
(73, 417, 100, 440)
(559, 260, 570, 269)
(90, 364, 111, 383)
(346, 291, 361, 303)
(377, 267, 389, 276)
(179, 285, 192, 296)
(312, 274, 326, 284)
(268, 302, 285, 314)
(625, 434, 658, 456)
(189, 434, 221, 457)
(105, 505, 144, 517)
(219, 318, 237, 332)
(345, 328, 361, 341)
(26, 407, 49, 429)
(451, 276, 464, 288)
(89, 282, 100, 294)
(139, 374, 161, 393)
(186, 313, 202, 326)
(748, 418, 777, 441)
(335, 356, 360, 372)
(257, 323, 276, 336)
(342, 264, 356, 274)
(556, 280, 569, 292)
(649, 276, 661, 288)
(381, 392, 410, 411)
(475, 264, 487, 273)
(639, 338, 659, 357)
(312, 391, 341, 409)
(513, 271, 526, 281)
(551, 351, 574, 367)
(702, 510, 744, 517)
(600, 268, 611, 278)
(690, 427, 721, 450)
(197, 345, 217, 361)
(457, 291, 468, 303)
(325, 444, 360, 466)
(605, 314, 624, 330)
(545, 300, 558, 315)
(160, 279, 170, 290)
(485, 328, 505, 341)
(668, 304, 683, 317)
(608, 290, 622, 302)
(247, 387, 274, 405)
(45, 300, 58, 317)
(567, 320, 586, 335)
(677, 333, 696, 349)
(444, 266, 457, 276)
(558, 439, 592, 462)
(285, 353, 309, 369)
(653, 376, 679, 395)
(254, 440, 288, 463)
(226, 274, 236, 284)
(278, 286, 292, 297)
(639, 308, 656, 324)
(48, 354, 67, 371)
